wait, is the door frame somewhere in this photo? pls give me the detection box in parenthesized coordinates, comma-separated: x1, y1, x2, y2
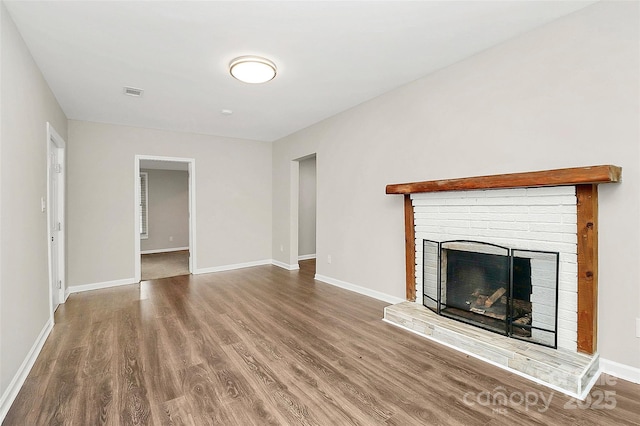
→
(46, 122, 66, 318)
(134, 155, 196, 282)
(290, 153, 317, 269)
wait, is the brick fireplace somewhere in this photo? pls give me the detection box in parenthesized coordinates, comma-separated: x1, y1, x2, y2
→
(383, 165, 621, 397)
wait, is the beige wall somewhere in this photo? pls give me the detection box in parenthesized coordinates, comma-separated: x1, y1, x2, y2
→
(273, 1, 640, 368)
(140, 169, 189, 252)
(67, 120, 272, 286)
(0, 2, 68, 396)
(298, 156, 316, 257)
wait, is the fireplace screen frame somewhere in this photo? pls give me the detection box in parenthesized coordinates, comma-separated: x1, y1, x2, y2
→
(423, 239, 559, 349)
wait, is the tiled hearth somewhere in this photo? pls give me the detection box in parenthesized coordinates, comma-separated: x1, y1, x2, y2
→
(384, 301, 599, 398)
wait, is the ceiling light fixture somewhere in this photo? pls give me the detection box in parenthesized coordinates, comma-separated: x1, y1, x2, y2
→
(229, 56, 277, 84)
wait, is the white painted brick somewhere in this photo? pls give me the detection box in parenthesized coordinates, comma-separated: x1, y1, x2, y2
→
(488, 221, 530, 231)
(531, 287, 556, 304)
(562, 214, 577, 224)
(525, 241, 576, 254)
(529, 223, 577, 234)
(412, 191, 472, 201)
(437, 219, 470, 228)
(531, 331, 556, 347)
(470, 205, 491, 213)
(532, 303, 556, 317)
(424, 268, 438, 278)
(444, 198, 480, 206)
(558, 276, 577, 292)
(482, 197, 535, 206)
(557, 338, 574, 350)
(557, 330, 575, 342)
(520, 195, 577, 206)
(415, 225, 440, 234)
(526, 231, 577, 244)
(484, 188, 529, 198)
(559, 318, 578, 333)
(422, 249, 439, 257)
(557, 338, 577, 352)
(531, 262, 558, 278)
(424, 287, 437, 297)
(526, 186, 576, 197)
(473, 213, 517, 222)
(520, 213, 563, 223)
(412, 198, 453, 206)
(487, 205, 530, 214)
(532, 313, 556, 329)
(438, 213, 479, 221)
(558, 290, 577, 312)
(477, 229, 530, 240)
(447, 228, 481, 238)
(414, 208, 439, 216)
(438, 205, 471, 214)
(529, 205, 575, 214)
(532, 277, 557, 289)
(470, 221, 488, 229)
(558, 309, 576, 322)
(560, 261, 578, 274)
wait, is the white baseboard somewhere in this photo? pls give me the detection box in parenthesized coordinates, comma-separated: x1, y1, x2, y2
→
(0, 318, 53, 422)
(271, 260, 300, 271)
(314, 274, 406, 304)
(141, 246, 189, 255)
(600, 358, 640, 384)
(67, 278, 137, 294)
(195, 259, 272, 274)
(297, 254, 316, 261)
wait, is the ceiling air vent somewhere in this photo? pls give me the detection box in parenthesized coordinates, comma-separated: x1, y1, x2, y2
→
(123, 86, 144, 97)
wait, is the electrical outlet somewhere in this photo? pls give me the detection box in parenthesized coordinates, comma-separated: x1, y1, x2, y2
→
(636, 318, 640, 338)
(280, 244, 284, 252)
(169, 236, 173, 242)
(327, 255, 332, 264)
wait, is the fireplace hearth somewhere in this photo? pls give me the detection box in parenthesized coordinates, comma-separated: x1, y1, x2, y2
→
(424, 240, 559, 347)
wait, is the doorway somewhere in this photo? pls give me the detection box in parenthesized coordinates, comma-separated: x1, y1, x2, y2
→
(47, 123, 66, 316)
(295, 154, 317, 274)
(134, 156, 196, 282)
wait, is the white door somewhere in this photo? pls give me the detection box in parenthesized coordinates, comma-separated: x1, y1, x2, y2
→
(49, 147, 60, 311)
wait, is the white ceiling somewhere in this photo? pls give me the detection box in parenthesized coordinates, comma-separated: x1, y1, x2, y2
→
(5, 1, 596, 142)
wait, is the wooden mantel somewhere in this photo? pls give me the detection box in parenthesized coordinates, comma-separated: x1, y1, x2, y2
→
(386, 165, 621, 194)
(386, 165, 621, 355)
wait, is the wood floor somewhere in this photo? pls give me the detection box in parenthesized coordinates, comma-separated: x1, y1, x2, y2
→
(141, 250, 190, 281)
(5, 260, 640, 425)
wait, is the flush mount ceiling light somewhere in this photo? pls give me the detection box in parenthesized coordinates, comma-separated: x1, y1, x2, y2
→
(229, 56, 277, 84)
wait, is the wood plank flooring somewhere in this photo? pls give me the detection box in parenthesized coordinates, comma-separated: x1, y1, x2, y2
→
(141, 250, 190, 281)
(5, 260, 640, 425)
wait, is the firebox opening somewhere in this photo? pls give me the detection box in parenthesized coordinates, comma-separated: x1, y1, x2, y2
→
(423, 240, 558, 348)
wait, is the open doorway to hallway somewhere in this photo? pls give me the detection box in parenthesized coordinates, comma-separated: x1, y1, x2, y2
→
(298, 155, 317, 275)
(135, 156, 196, 281)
